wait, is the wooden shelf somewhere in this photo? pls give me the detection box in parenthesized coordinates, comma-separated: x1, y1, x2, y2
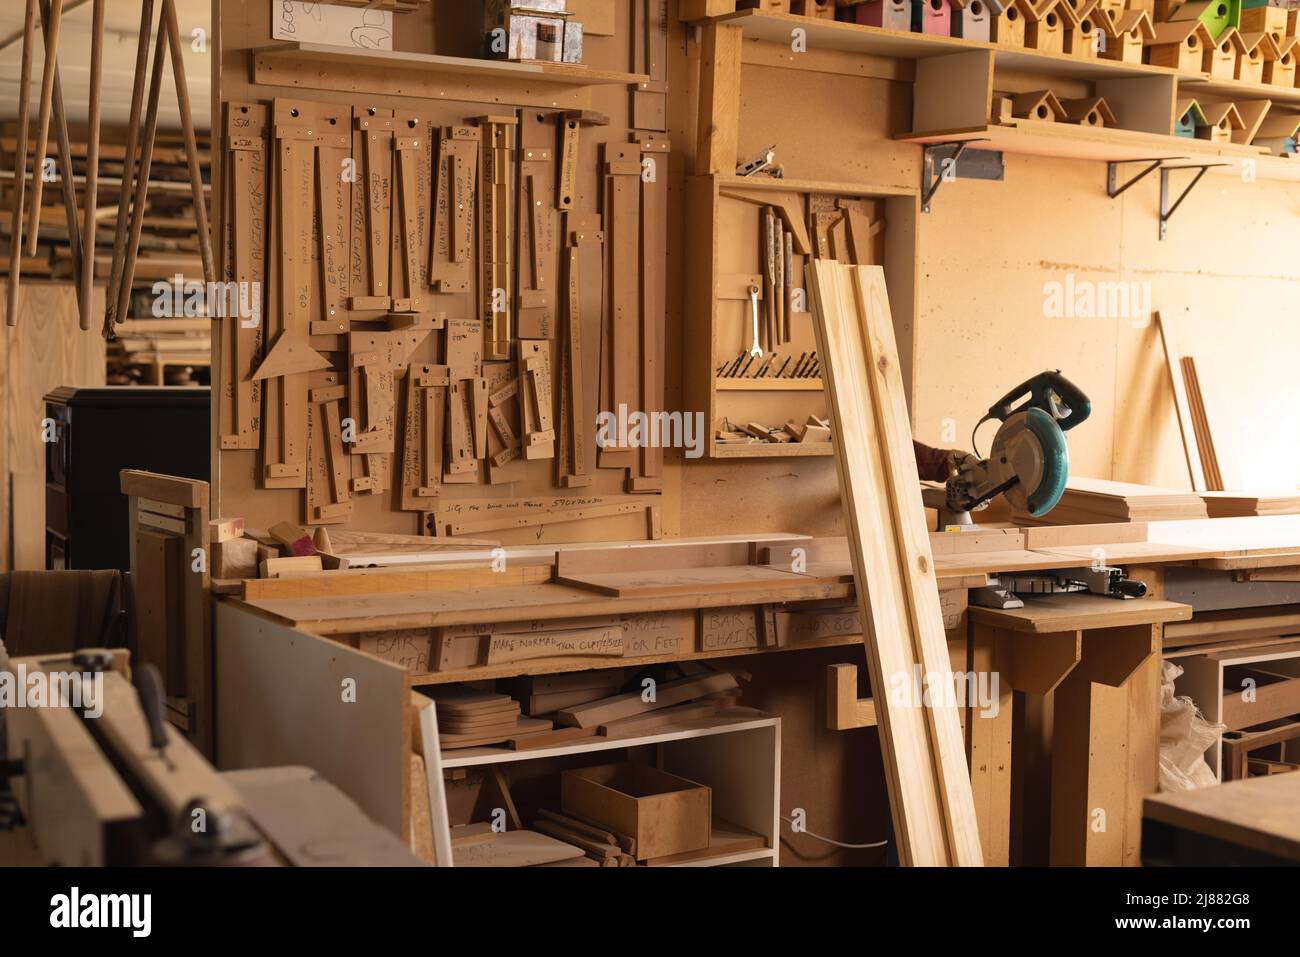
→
(1183, 74, 1300, 109)
(407, 632, 861, 686)
(712, 442, 834, 457)
(715, 378, 823, 391)
(898, 122, 1270, 166)
(441, 709, 778, 767)
(712, 9, 1300, 104)
(252, 42, 649, 108)
(713, 10, 1174, 81)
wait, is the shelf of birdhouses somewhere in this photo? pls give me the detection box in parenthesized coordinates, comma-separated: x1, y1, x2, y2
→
(251, 42, 651, 108)
(701, 10, 1300, 140)
(685, 174, 919, 460)
(702, 9, 1178, 82)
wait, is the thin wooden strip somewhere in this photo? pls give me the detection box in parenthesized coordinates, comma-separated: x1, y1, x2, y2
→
(6, 0, 37, 327)
(25, 0, 63, 256)
(1180, 357, 1223, 492)
(78, 0, 105, 329)
(1155, 313, 1204, 491)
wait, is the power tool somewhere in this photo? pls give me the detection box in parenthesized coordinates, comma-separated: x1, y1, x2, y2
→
(923, 370, 1091, 529)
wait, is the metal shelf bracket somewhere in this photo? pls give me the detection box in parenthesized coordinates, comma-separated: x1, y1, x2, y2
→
(921, 139, 999, 213)
(1105, 157, 1230, 240)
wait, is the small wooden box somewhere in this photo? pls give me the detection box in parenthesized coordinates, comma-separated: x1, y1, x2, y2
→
(562, 762, 712, 860)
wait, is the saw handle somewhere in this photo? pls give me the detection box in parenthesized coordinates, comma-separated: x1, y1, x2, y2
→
(984, 370, 1091, 433)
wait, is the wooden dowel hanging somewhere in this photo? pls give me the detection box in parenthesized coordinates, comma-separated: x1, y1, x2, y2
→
(25, 0, 63, 257)
(6, 0, 37, 327)
(79, 0, 105, 329)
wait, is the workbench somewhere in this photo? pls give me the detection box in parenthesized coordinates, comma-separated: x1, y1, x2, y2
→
(209, 515, 1300, 867)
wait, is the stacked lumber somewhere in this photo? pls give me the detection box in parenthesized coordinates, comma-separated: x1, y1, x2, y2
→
(1019, 476, 1210, 525)
(554, 665, 742, 737)
(0, 124, 209, 290)
(506, 668, 626, 717)
(1202, 492, 1300, 518)
(420, 684, 552, 749)
(106, 317, 211, 386)
(530, 809, 638, 866)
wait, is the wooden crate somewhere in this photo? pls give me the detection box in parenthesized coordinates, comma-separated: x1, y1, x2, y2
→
(561, 762, 712, 859)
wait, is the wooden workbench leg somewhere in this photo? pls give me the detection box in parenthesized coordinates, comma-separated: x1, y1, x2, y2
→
(967, 622, 1012, 866)
(1050, 624, 1159, 866)
(1122, 566, 1165, 866)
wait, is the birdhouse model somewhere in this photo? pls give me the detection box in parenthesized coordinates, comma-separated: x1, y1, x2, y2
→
(1203, 27, 1246, 77)
(1060, 95, 1119, 126)
(1147, 20, 1215, 72)
(854, 0, 918, 31)
(915, 0, 955, 35)
(1100, 10, 1155, 63)
(991, 0, 1034, 44)
(951, 0, 1003, 41)
(1252, 112, 1300, 155)
(1239, 3, 1289, 46)
(1167, 0, 1241, 40)
(1025, 0, 1068, 52)
(1198, 102, 1245, 142)
(1264, 35, 1297, 86)
(792, 0, 836, 17)
(1236, 31, 1280, 83)
(1174, 98, 1208, 136)
(1063, 0, 1105, 57)
(1010, 88, 1068, 121)
(1096, 0, 1125, 17)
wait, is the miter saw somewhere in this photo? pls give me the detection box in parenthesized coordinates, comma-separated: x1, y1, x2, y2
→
(923, 370, 1092, 529)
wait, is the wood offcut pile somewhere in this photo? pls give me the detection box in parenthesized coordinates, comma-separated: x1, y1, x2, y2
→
(421, 663, 743, 751)
(107, 317, 211, 386)
(1018, 476, 1210, 525)
(0, 125, 209, 288)
(1201, 492, 1300, 518)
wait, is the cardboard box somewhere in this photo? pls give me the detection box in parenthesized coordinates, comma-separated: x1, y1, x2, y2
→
(561, 763, 711, 860)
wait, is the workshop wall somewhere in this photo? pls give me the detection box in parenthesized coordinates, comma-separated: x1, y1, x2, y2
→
(680, 54, 1300, 541)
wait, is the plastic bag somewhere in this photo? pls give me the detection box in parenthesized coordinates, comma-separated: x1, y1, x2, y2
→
(1159, 660, 1225, 792)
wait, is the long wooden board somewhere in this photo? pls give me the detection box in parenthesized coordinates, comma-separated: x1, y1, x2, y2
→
(807, 261, 982, 867)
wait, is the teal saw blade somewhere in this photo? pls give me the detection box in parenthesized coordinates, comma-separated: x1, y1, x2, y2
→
(1022, 407, 1069, 517)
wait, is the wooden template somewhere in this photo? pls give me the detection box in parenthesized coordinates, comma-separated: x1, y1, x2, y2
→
(600, 142, 643, 474)
(390, 110, 431, 315)
(516, 109, 558, 340)
(262, 100, 324, 490)
(633, 134, 670, 492)
(518, 339, 556, 460)
(218, 102, 268, 450)
(306, 373, 352, 525)
(477, 114, 518, 361)
(429, 125, 480, 293)
(807, 261, 982, 866)
(559, 211, 604, 488)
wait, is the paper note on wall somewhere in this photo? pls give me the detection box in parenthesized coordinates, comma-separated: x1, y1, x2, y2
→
(272, 2, 394, 50)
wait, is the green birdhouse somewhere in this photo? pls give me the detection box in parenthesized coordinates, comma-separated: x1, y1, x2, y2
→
(1164, 0, 1241, 40)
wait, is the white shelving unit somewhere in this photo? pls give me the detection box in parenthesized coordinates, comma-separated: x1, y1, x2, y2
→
(444, 709, 782, 867)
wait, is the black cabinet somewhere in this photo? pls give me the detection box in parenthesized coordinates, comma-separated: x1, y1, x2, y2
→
(44, 387, 209, 570)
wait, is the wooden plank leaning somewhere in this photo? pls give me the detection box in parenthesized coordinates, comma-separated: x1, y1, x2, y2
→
(806, 261, 982, 867)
